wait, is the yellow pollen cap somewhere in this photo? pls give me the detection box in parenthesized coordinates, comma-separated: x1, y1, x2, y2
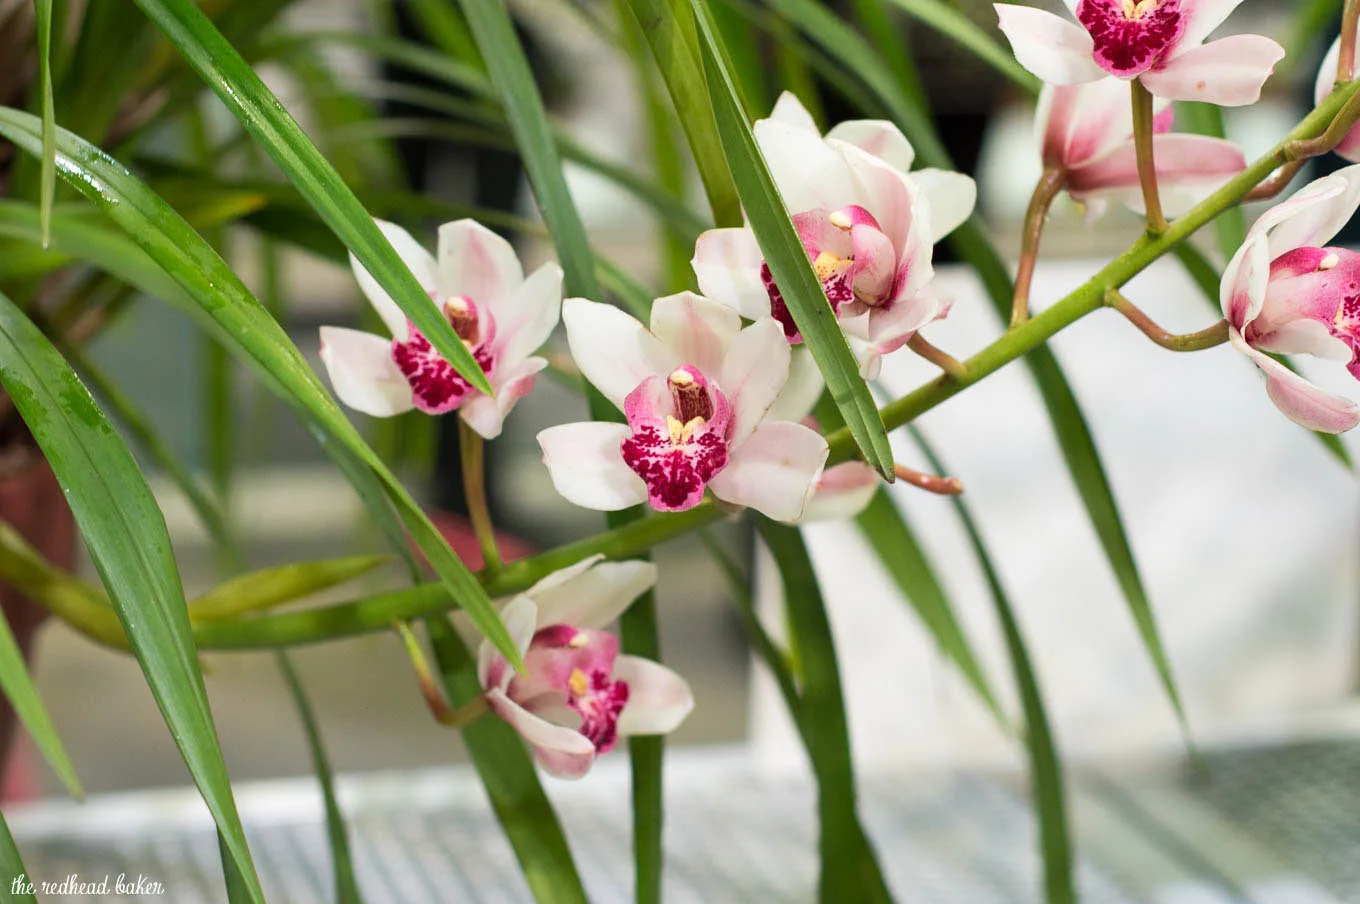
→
(568, 668, 588, 697)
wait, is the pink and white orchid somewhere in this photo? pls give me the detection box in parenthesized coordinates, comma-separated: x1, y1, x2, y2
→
(995, 0, 1283, 106)
(1039, 76, 1246, 218)
(691, 93, 976, 377)
(537, 293, 829, 522)
(1316, 36, 1360, 162)
(319, 219, 562, 439)
(1221, 165, 1360, 434)
(478, 556, 693, 779)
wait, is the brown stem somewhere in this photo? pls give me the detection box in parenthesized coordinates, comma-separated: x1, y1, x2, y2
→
(893, 463, 963, 496)
(1132, 80, 1168, 235)
(1105, 288, 1229, 351)
(396, 620, 490, 727)
(1245, 160, 1307, 202)
(459, 418, 501, 573)
(906, 333, 967, 380)
(1341, 0, 1359, 84)
(1012, 167, 1066, 327)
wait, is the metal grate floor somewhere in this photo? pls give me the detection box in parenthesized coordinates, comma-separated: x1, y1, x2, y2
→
(6, 741, 1358, 903)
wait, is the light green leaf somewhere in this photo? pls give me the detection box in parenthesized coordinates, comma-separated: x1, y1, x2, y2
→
(0, 806, 37, 903)
(690, 0, 896, 479)
(131, 0, 491, 395)
(191, 556, 391, 621)
(0, 520, 125, 650)
(881, 0, 1041, 93)
(0, 288, 264, 901)
(33, 0, 55, 248)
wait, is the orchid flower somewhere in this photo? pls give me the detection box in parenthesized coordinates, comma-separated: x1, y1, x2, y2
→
(1317, 36, 1360, 163)
(1040, 76, 1246, 219)
(995, 0, 1283, 106)
(537, 293, 829, 522)
(319, 219, 562, 439)
(691, 92, 976, 377)
(478, 556, 693, 779)
(1221, 166, 1360, 434)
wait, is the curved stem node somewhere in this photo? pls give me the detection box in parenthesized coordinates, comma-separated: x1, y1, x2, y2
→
(1105, 287, 1229, 352)
(907, 333, 967, 380)
(1012, 167, 1066, 327)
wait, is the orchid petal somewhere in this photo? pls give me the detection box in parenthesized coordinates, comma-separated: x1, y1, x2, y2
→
(459, 356, 546, 440)
(649, 292, 742, 376)
(538, 421, 648, 511)
(824, 120, 916, 172)
(691, 228, 772, 321)
(913, 168, 977, 242)
(801, 462, 880, 522)
(768, 91, 820, 134)
(1230, 330, 1360, 433)
(531, 560, 659, 631)
(754, 118, 857, 214)
(1222, 232, 1272, 329)
(437, 219, 524, 307)
(1262, 165, 1360, 256)
(523, 555, 605, 600)
(708, 421, 828, 522)
(562, 298, 678, 409)
(765, 347, 826, 424)
(494, 262, 563, 366)
(868, 294, 952, 357)
(1179, 0, 1250, 48)
(720, 317, 792, 445)
(1139, 35, 1284, 106)
(349, 220, 436, 342)
(486, 689, 597, 779)
(317, 326, 414, 417)
(477, 596, 539, 690)
(994, 4, 1105, 85)
(614, 656, 695, 736)
(837, 142, 917, 255)
(1058, 77, 1143, 166)
(1068, 134, 1244, 216)
(1316, 40, 1360, 162)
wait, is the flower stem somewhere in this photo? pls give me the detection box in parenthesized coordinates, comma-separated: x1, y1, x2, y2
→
(906, 333, 967, 379)
(1012, 167, 1066, 327)
(396, 620, 489, 726)
(1131, 80, 1168, 235)
(459, 417, 501, 573)
(1104, 288, 1229, 352)
(893, 464, 963, 496)
(1342, 0, 1359, 84)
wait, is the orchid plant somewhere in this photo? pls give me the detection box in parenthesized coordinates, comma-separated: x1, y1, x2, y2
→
(0, 1, 1356, 903)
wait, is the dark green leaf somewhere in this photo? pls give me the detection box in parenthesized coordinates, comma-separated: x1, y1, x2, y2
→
(0, 806, 37, 903)
(34, 0, 55, 247)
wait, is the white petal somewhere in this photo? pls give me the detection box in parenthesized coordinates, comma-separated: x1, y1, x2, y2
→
(1262, 165, 1360, 255)
(563, 298, 678, 409)
(708, 421, 829, 522)
(494, 262, 563, 366)
(691, 228, 772, 321)
(1221, 232, 1271, 330)
(486, 689, 596, 779)
(538, 422, 648, 511)
(531, 560, 659, 630)
(436, 219, 525, 306)
(649, 292, 742, 376)
(349, 219, 437, 341)
(1230, 331, 1360, 434)
(614, 656, 695, 736)
(765, 347, 825, 424)
(824, 120, 915, 173)
(318, 326, 414, 417)
(754, 118, 857, 214)
(767, 91, 821, 134)
(523, 555, 606, 600)
(912, 169, 977, 242)
(477, 596, 539, 690)
(994, 4, 1105, 85)
(720, 318, 792, 445)
(459, 357, 547, 440)
(800, 462, 880, 522)
(1180, 0, 1250, 48)
(1139, 35, 1284, 107)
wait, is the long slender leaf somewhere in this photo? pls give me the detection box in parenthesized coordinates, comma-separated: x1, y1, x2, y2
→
(913, 428, 1074, 904)
(855, 489, 1005, 725)
(0, 289, 264, 901)
(757, 522, 892, 903)
(881, 0, 1040, 92)
(191, 556, 391, 621)
(131, 0, 491, 395)
(0, 108, 521, 669)
(33, 0, 55, 247)
(426, 615, 589, 904)
(0, 520, 126, 650)
(690, 0, 895, 480)
(278, 652, 364, 904)
(0, 807, 37, 903)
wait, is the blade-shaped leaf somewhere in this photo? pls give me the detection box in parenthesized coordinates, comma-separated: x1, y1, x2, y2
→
(619, 585, 664, 904)
(756, 521, 893, 903)
(881, 0, 1040, 92)
(0, 806, 37, 903)
(425, 615, 589, 904)
(191, 556, 391, 621)
(0, 519, 126, 650)
(33, 0, 55, 247)
(278, 652, 364, 904)
(130, 0, 491, 395)
(0, 289, 264, 901)
(690, 0, 895, 479)
(0, 108, 522, 669)
(855, 489, 1005, 725)
(912, 428, 1074, 904)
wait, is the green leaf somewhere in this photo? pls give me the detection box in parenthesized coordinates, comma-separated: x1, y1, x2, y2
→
(191, 556, 391, 621)
(756, 521, 892, 903)
(0, 519, 126, 650)
(278, 652, 364, 904)
(0, 806, 37, 903)
(0, 566, 82, 798)
(690, 0, 895, 480)
(911, 428, 1073, 904)
(0, 107, 522, 670)
(618, 585, 664, 904)
(0, 288, 264, 902)
(880, 0, 1041, 93)
(855, 489, 1005, 726)
(33, 0, 56, 248)
(425, 615, 589, 904)
(621, 0, 743, 227)
(131, 0, 492, 395)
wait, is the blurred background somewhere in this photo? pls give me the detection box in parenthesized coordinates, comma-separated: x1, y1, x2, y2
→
(10, 0, 1357, 812)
